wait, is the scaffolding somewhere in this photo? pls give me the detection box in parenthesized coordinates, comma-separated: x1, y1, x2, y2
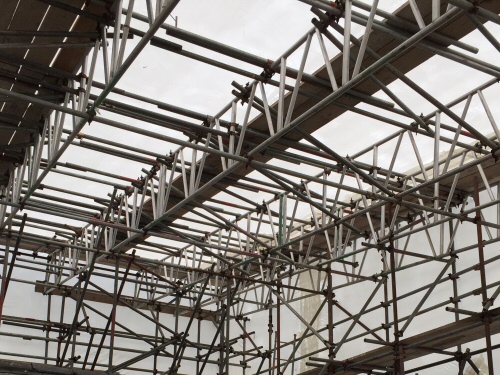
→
(1, 0, 500, 374)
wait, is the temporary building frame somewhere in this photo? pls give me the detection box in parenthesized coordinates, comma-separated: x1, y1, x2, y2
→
(1, 0, 500, 374)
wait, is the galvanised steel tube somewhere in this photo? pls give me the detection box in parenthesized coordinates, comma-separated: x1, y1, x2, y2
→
(2, 5, 496, 370)
(0, 0, 182, 230)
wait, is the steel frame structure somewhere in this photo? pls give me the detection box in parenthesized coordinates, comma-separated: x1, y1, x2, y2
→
(1, 0, 500, 374)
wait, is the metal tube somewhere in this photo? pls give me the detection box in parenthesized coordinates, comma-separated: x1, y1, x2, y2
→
(0, 214, 27, 324)
(472, 177, 494, 374)
(0, 0, 182, 231)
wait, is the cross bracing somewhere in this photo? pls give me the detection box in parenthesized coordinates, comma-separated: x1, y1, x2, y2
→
(1, 0, 500, 374)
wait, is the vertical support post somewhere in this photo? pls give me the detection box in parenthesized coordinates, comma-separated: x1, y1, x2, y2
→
(196, 315, 201, 375)
(174, 293, 180, 360)
(472, 177, 494, 374)
(225, 278, 231, 375)
(342, 0, 352, 85)
(146, 0, 154, 25)
(497, 182, 500, 239)
(242, 318, 247, 375)
(277, 284, 281, 375)
(45, 293, 52, 364)
(389, 238, 404, 374)
(433, 112, 441, 223)
(432, 0, 441, 21)
(382, 248, 390, 343)
(326, 265, 334, 375)
(154, 308, 159, 375)
(70, 282, 80, 368)
(108, 255, 119, 372)
(268, 296, 273, 374)
(228, 102, 237, 167)
(218, 296, 225, 375)
(57, 295, 66, 365)
(0, 224, 11, 327)
(448, 209, 461, 353)
(277, 57, 286, 131)
(389, 245, 404, 375)
(278, 194, 284, 249)
(0, 213, 27, 324)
